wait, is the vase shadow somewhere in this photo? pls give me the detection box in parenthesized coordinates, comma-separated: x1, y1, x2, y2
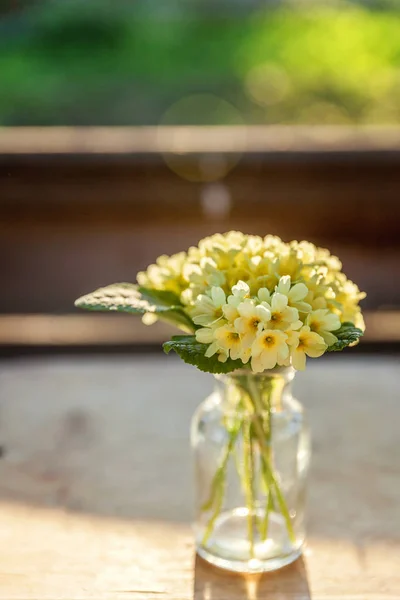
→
(193, 553, 311, 600)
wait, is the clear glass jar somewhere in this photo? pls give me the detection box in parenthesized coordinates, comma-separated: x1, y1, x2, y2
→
(191, 367, 310, 573)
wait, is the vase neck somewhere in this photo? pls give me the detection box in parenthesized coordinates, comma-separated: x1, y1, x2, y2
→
(214, 367, 295, 412)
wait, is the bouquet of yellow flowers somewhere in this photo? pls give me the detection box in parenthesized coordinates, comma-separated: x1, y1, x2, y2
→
(76, 231, 365, 373)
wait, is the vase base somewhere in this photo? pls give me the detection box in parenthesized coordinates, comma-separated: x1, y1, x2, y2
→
(196, 544, 302, 574)
(195, 508, 303, 574)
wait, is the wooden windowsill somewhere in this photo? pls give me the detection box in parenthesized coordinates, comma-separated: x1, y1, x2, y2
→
(0, 125, 400, 156)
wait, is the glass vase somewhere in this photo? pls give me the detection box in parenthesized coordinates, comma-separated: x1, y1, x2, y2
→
(191, 367, 310, 573)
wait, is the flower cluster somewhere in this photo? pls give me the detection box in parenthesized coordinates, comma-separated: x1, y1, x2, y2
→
(86, 231, 365, 372)
(193, 277, 343, 371)
(138, 232, 366, 370)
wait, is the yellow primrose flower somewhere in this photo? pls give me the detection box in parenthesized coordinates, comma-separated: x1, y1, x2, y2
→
(234, 300, 271, 348)
(137, 251, 187, 295)
(306, 309, 341, 346)
(327, 276, 366, 330)
(214, 349, 230, 363)
(263, 235, 287, 254)
(257, 287, 272, 304)
(199, 231, 247, 256)
(289, 240, 318, 265)
(191, 286, 226, 326)
(195, 321, 226, 361)
(309, 296, 328, 310)
(251, 329, 289, 373)
(214, 324, 244, 361)
(315, 247, 342, 272)
(247, 255, 278, 292)
(335, 278, 366, 307)
(222, 280, 250, 322)
(287, 326, 327, 370)
(183, 257, 225, 293)
(302, 268, 330, 310)
(195, 323, 219, 345)
(265, 292, 301, 330)
(243, 235, 265, 256)
(197, 232, 248, 274)
(273, 248, 303, 281)
(351, 309, 365, 332)
(335, 302, 365, 331)
(239, 346, 252, 364)
(142, 312, 158, 326)
(225, 267, 253, 291)
(275, 275, 311, 313)
(233, 280, 251, 297)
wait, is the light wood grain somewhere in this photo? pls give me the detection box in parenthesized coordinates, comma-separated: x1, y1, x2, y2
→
(0, 356, 399, 599)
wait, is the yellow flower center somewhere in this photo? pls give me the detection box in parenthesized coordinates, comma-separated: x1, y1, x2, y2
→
(227, 332, 240, 343)
(298, 335, 307, 349)
(249, 317, 260, 330)
(271, 312, 282, 323)
(309, 320, 320, 332)
(262, 334, 276, 348)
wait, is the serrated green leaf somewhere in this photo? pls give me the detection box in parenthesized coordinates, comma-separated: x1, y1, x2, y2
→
(75, 283, 177, 313)
(327, 322, 364, 352)
(163, 335, 244, 374)
(74, 283, 195, 331)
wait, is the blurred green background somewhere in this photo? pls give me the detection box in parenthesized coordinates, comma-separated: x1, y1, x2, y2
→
(0, 0, 400, 126)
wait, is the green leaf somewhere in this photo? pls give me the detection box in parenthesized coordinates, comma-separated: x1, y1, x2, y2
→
(327, 322, 364, 352)
(75, 283, 177, 313)
(139, 286, 185, 308)
(74, 283, 195, 331)
(163, 335, 244, 374)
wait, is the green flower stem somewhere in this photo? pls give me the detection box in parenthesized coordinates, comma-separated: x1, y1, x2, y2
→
(232, 446, 244, 489)
(201, 422, 241, 544)
(250, 426, 265, 539)
(243, 419, 255, 559)
(261, 484, 274, 541)
(267, 460, 296, 545)
(201, 475, 225, 546)
(245, 376, 296, 545)
(260, 451, 273, 540)
(260, 387, 273, 541)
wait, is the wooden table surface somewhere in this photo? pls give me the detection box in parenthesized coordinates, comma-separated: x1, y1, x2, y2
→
(0, 355, 398, 600)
